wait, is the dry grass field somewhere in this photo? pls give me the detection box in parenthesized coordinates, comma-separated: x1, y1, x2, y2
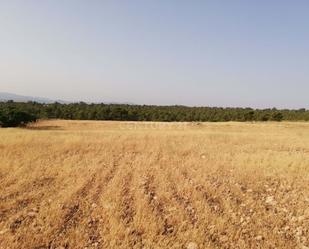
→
(0, 120, 308, 249)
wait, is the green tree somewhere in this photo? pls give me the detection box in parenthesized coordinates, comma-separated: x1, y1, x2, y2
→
(0, 109, 37, 127)
(272, 112, 283, 122)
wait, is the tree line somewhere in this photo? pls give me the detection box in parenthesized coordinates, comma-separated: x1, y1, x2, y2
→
(1, 101, 309, 127)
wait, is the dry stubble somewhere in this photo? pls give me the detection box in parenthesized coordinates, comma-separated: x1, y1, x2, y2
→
(0, 120, 308, 249)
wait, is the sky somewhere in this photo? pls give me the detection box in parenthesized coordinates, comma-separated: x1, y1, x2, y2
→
(0, 0, 308, 108)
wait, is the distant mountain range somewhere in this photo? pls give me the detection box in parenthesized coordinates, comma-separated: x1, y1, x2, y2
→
(0, 92, 135, 105)
(0, 92, 68, 104)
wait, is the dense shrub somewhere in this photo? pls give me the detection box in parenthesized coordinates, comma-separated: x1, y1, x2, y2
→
(0, 109, 37, 127)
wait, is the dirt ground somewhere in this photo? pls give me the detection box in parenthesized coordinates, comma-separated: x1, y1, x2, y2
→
(0, 120, 308, 249)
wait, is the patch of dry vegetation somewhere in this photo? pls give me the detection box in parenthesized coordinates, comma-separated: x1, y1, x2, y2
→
(0, 120, 308, 249)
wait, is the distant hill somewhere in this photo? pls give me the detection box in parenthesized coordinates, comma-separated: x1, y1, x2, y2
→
(0, 92, 67, 104)
(0, 92, 134, 105)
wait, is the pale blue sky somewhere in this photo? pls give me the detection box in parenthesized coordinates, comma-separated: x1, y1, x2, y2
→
(0, 1, 308, 108)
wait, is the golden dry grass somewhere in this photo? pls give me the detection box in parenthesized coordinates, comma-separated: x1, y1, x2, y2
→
(0, 120, 308, 249)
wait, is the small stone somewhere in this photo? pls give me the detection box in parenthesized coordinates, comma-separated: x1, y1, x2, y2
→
(284, 226, 290, 231)
(166, 226, 174, 233)
(282, 208, 288, 213)
(32, 207, 39, 212)
(27, 212, 36, 217)
(91, 203, 97, 208)
(296, 227, 303, 237)
(265, 196, 276, 205)
(247, 189, 253, 193)
(291, 216, 298, 222)
(256, 235, 263, 241)
(0, 229, 8, 235)
(187, 242, 198, 249)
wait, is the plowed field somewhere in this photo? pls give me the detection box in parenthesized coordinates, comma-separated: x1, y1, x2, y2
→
(0, 120, 308, 249)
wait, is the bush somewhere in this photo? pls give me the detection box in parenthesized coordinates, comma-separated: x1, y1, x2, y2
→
(272, 112, 284, 122)
(0, 109, 37, 127)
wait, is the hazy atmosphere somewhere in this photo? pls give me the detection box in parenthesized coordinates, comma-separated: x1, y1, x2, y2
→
(1, 2, 309, 249)
(1, 0, 309, 108)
